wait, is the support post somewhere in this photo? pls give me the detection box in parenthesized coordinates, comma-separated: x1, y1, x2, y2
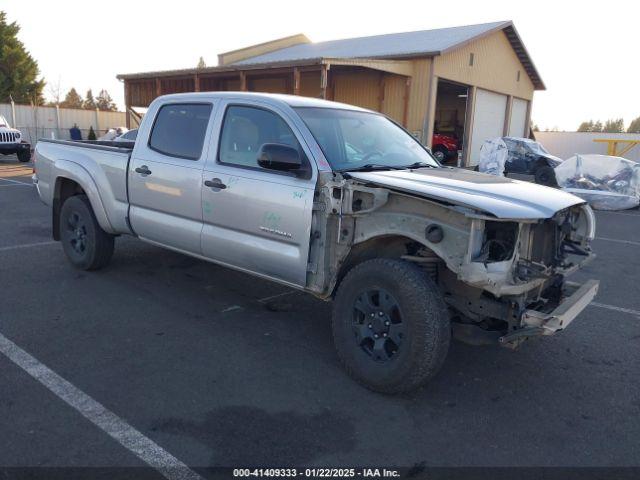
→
(10, 98, 16, 129)
(378, 73, 386, 112)
(155, 78, 162, 98)
(402, 77, 412, 128)
(503, 95, 513, 136)
(462, 86, 477, 167)
(194, 73, 200, 92)
(124, 81, 131, 129)
(292, 68, 300, 95)
(55, 105, 61, 139)
(320, 64, 328, 99)
(95, 108, 101, 135)
(239, 71, 247, 91)
(422, 73, 438, 147)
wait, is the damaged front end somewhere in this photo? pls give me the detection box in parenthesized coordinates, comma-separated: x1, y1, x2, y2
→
(307, 171, 599, 349)
(445, 203, 598, 347)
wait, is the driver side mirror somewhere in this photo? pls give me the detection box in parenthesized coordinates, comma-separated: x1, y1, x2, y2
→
(257, 143, 306, 176)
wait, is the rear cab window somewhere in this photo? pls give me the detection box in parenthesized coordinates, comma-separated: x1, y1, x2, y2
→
(149, 103, 212, 160)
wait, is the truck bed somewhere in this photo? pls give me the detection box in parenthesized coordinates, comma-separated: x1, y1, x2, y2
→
(38, 138, 135, 152)
(34, 138, 134, 236)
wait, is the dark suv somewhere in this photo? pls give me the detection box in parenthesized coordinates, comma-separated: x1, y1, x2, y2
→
(502, 137, 562, 186)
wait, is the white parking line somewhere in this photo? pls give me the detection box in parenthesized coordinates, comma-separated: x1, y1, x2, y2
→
(590, 302, 640, 317)
(0, 333, 203, 480)
(0, 182, 34, 187)
(595, 236, 640, 247)
(0, 241, 57, 252)
(0, 177, 32, 185)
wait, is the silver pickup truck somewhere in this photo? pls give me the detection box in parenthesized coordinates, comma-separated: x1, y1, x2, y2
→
(34, 92, 599, 393)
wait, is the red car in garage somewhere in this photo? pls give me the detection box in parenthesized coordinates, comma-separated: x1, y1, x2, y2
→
(431, 133, 459, 163)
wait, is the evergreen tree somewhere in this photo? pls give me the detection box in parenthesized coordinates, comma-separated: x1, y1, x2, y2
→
(577, 120, 594, 132)
(83, 89, 97, 109)
(96, 89, 116, 111)
(603, 118, 625, 133)
(88, 126, 96, 140)
(197, 56, 206, 69)
(627, 117, 640, 134)
(60, 88, 83, 109)
(0, 11, 45, 104)
(592, 121, 603, 132)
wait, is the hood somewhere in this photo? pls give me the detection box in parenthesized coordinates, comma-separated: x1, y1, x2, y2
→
(347, 167, 585, 219)
(541, 153, 563, 166)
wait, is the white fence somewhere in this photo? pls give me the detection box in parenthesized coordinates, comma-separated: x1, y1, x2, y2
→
(0, 102, 127, 145)
(534, 131, 640, 162)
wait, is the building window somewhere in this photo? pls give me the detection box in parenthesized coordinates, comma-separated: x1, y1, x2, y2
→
(469, 53, 474, 66)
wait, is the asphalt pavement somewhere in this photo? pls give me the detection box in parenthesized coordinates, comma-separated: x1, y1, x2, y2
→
(1, 155, 639, 476)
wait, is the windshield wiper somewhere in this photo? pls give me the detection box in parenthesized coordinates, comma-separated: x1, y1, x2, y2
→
(339, 164, 405, 173)
(402, 162, 438, 169)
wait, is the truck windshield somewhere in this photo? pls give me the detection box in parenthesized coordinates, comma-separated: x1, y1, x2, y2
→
(294, 107, 438, 171)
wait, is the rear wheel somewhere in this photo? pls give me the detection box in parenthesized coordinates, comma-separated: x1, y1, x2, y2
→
(534, 165, 558, 187)
(59, 195, 114, 270)
(332, 258, 451, 393)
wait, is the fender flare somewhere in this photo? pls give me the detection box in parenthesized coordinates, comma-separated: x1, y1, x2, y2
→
(53, 159, 116, 235)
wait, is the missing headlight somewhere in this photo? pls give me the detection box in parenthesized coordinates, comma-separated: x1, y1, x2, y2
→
(474, 221, 519, 263)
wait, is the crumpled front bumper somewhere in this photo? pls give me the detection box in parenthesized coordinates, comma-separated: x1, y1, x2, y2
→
(499, 279, 599, 345)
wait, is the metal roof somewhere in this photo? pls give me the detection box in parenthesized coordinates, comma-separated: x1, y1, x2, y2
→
(233, 21, 507, 64)
(117, 21, 544, 89)
(231, 20, 544, 89)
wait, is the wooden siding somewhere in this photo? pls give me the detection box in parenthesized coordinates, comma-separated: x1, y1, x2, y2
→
(159, 77, 195, 95)
(249, 76, 289, 94)
(405, 58, 431, 136)
(332, 69, 382, 111)
(299, 71, 321, 98)
(434, 30, 535, 100)
(381, 74, 406, 124)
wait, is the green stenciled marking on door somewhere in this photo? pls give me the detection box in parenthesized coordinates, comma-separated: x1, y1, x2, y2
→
(293, 190, 305, 199)
(263, 211, 281, 229)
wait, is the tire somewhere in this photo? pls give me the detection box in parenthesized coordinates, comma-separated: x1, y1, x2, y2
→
(332, 258, 451, 394)
(534, 165, 558, 187)
(59, 195, 114, 270)
(432, 146, 448, 162)
(17, 150, 31, 162)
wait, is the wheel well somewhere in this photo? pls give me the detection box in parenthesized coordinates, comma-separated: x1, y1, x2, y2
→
(333, 235, 424, 294)
(52, 177, 86, 240)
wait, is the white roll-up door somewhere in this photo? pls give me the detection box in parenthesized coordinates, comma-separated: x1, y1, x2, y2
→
(469, 89, 507, 166)
(508, 98, 529, 138)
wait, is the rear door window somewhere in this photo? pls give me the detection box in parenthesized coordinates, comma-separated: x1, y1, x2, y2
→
(149, 103, 212, 160)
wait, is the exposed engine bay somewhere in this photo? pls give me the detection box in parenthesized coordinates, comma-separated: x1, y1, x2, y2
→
(307, 170, 597, 348)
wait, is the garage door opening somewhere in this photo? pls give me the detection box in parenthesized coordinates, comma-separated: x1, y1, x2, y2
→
(433, 80, 468, 165)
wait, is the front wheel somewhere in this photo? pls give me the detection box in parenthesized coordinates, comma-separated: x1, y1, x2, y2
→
(60, 195, 114, 270)
(17, 150, 31, 162)
(432, 146, 448, 162)
(332, 258, 451, 393)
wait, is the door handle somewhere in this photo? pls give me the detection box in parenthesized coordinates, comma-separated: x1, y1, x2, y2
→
(134, 165, 152, 175)
(204, 178, 226, 189)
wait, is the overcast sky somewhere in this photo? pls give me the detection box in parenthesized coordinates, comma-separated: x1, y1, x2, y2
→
(4, 0, 638, 131)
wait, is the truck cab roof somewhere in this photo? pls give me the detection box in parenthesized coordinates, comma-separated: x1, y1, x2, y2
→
(151, 91, 372, 112)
